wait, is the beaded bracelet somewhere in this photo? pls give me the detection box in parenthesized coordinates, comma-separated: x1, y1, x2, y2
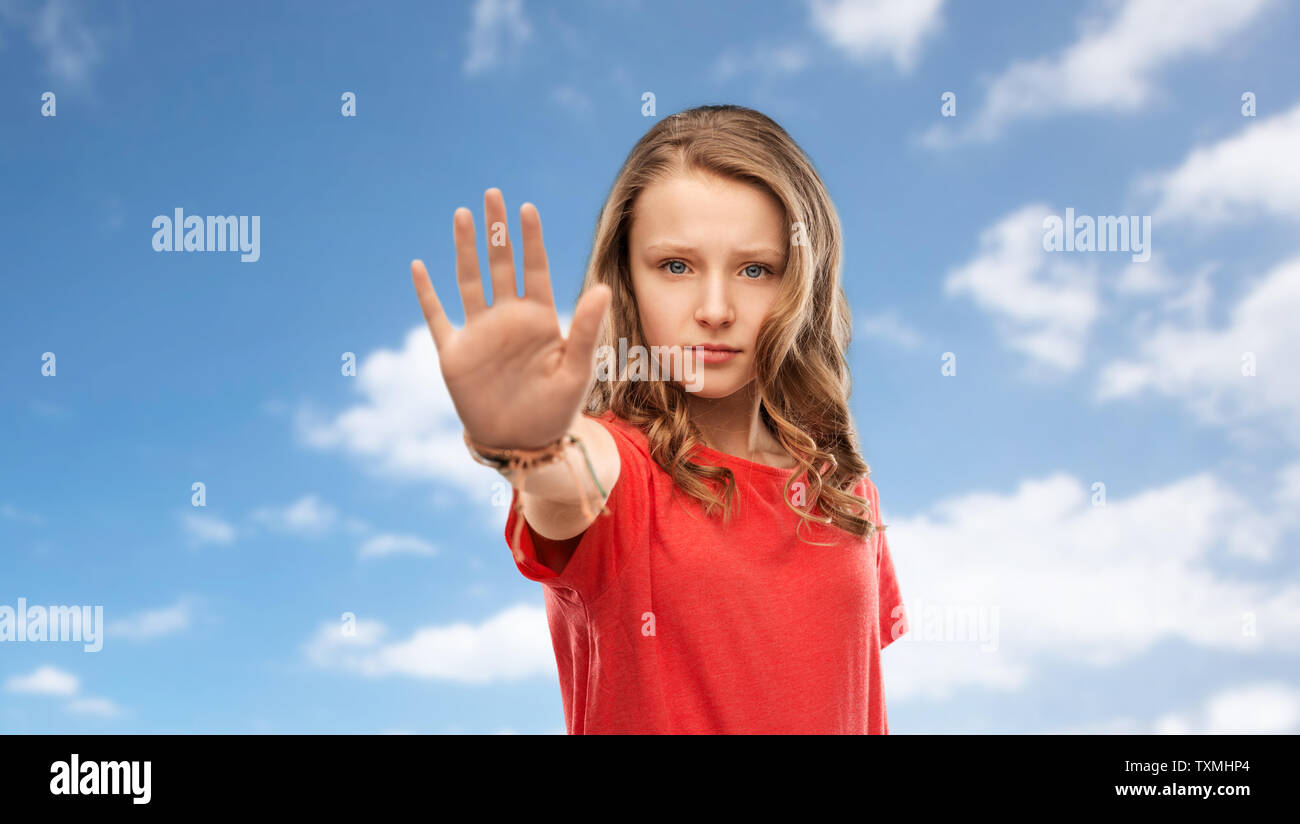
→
(463, 429, 611, 563)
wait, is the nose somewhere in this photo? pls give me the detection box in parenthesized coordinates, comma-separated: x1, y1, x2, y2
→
(693, 272, 735, 329)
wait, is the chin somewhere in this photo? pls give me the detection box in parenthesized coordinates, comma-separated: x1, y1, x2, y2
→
(679, 377, 746, 398)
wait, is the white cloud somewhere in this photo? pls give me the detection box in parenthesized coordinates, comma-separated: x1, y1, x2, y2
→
(1142, 102, 1300, 225)
(1114, 256, 1180, 297)
(359, 533, 438, 560)
(1278, 462, 1300, 508)
(807, 0, 943, 73)
(106, 598, 193, 641)
(303, 603, 555, 684)
(289, 310, 569, 542)
(944, 203, 1100, 371)
(1096, 254, 1300, 447)
(1054, 681, 1300, 733)
(1154, 262, 1215, 326)
(0, 0, 105, 87)
(922, 0, 1274, 146)
(251, 495, 338, 537)
(180, 512, 236, 546)
(66, 696, 122, 717)
(3, 664, 125, 718)
(1095, 109, 1300, 447)
(463, 0, 532, 76)
(856, 310, 924, 349)
(1194, 682, 1300, 733)
(4, 665, 78, 696)
(882, 469, 1300, 702)
(296, 326, 497, 502)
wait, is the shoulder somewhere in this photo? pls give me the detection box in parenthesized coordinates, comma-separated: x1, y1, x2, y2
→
(580, 410, 655, 495)
(587, 410, 652, 456)
(858, 474, 883, 519)
(859, 474, 877, 498)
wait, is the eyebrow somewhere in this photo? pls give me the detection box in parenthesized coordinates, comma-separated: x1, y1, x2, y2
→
(643, 242, 787, 261)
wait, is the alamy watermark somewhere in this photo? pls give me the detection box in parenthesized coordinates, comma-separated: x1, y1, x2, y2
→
(50, 754, 150, 804)
(0, 597, 103, 652)
(1043, 207, 1150, 262)
(595, 339, 705, 391)
(152, 208, 260, 262)
(894, 597, 1000, 651)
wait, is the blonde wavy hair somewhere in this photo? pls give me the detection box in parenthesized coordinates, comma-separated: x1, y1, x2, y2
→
(580, 104, 884, 545)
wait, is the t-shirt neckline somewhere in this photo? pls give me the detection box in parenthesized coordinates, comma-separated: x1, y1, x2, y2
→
(600, 409, 804, 479)
(690, 440, 803, 479)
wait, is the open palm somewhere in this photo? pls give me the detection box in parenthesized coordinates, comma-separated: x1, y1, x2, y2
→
(411, 188, 611, 450)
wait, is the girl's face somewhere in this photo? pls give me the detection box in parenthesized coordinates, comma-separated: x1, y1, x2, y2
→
(627, 170, 788, 399)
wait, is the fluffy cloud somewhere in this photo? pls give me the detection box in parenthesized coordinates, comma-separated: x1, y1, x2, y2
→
(808, 0, 944, 73)
(1089, 107, 1300, 446)
(106, 598, 194, 641)
(463, 0, 532, 76)
(66, 696, 123, 717)
(302, 603, 554, 684)
(0, 0, 106, 88)
(4, 664, 78, 696)
(251, 494, 338, 537)
(1097, 255, 1300, 447)
(297, 309, 573, 506)
(1142, 102, 1300, 225)
(944, 203, 1100, 371)
(4, 665, 122, 718)
(922, 0, 1275, 146)
(1055, 681, 1300, 733)
(359, 533, 438, 560)
(180, 512, 236, 546)
(296, 326, 509, 509)
(881, 466, 1300, 702)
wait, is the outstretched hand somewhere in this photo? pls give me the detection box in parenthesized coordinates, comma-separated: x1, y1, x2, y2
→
(411, 188, 611, 450)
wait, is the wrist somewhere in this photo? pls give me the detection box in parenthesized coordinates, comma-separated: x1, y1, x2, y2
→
(463, 429, 569, 472)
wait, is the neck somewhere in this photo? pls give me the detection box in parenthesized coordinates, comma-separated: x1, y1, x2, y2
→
(684, 380, 787, 464)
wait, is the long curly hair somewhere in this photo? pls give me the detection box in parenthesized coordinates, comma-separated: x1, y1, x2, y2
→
(580, 104, 884, 545)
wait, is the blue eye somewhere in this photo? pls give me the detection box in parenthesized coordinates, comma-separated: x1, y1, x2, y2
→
(659, 260, 775, 279)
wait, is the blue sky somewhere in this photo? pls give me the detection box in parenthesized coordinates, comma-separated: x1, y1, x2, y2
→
(2, 0, 1299, 734)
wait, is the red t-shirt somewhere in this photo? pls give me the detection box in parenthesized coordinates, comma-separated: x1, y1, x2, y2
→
(504, 409, 908, 734)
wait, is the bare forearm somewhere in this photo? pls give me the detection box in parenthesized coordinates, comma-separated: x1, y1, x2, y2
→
(507, 411, 620, 540)
(507, 412, 613, 499)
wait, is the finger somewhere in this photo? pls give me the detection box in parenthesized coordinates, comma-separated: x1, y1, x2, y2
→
(453, 207, 488, 319)
(411, 260, 455, 350)
(563, 283, 612, 376)
(519, 202, 555, 308)
(484, 188, 518, 304)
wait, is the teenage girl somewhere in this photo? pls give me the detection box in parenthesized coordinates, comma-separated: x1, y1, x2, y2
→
(411, 104, 907, 734)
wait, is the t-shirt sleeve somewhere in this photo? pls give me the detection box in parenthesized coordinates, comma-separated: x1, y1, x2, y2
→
(503, 413, 649, 601)
(869, 479, 908, 650)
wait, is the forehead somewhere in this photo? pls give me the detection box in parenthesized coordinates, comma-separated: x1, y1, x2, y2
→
(629, 172, 787, 254)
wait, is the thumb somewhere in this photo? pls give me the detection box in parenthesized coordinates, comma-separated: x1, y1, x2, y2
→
(562, 283, 612, 377)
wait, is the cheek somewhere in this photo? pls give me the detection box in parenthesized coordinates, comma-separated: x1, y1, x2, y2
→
(630, 273, 677, 343)
(638, 308, 673, 347)
(746, 289, 782, 339)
